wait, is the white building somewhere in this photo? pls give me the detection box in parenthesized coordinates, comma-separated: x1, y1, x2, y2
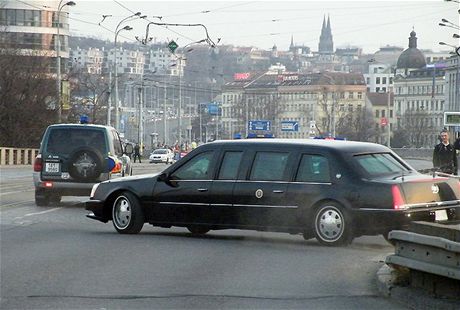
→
(364, 63, 394, 93)
(0, 0, 73, 66)
(70, 47, 104, 74)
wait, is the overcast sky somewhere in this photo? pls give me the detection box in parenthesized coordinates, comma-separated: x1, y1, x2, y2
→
(68, 0, 459, 54)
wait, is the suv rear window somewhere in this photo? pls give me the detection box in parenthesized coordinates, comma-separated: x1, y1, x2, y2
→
(46, 128, 107, 156)
(354, 153, 408, 176)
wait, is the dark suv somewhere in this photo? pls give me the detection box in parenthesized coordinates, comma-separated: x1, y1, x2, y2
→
(33, 124, 132, 206)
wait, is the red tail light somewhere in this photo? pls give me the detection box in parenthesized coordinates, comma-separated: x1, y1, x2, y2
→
(392, 185, 405, 210)
(33, 155, 42, 172)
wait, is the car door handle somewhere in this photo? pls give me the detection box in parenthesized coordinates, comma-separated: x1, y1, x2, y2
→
(272, 190, 284, 193)
(197, 188, 208, 192)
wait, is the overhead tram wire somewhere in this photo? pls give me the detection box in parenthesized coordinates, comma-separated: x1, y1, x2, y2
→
(222, 7, 453, 43)
(111, 0, 198, 44)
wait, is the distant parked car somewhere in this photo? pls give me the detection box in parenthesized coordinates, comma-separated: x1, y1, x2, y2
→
(149, 148, 174, 164)
(86, 139, 459, 246)
(33, 123, 132, 206)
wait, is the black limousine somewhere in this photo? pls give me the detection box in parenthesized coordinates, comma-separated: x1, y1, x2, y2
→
(85, 139, 460, 246)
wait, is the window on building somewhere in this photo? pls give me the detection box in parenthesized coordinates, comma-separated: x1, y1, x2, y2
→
(366, 77, 370, 84)
(357, 92, 362, 99)
(382, 77, 387, 84)
(376, 77, 380, 84)
(376, 87, 380, 92)
(375, 110, 379, 118)
(348, 92, 353, 99)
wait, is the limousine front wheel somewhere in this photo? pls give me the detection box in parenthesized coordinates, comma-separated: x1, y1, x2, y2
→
(112, 192, 144, 234)
(314, 203, 352, 246)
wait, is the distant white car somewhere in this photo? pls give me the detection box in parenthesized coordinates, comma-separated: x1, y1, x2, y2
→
(149, 148, 174, 164)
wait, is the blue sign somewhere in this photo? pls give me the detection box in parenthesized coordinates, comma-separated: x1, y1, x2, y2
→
(207, 103, 220, 115)
(281, 121, 299, 132)
(249, 120, 271, 131)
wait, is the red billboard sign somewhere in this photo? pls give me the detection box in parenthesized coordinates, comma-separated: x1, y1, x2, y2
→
(234, 73, 251, 80)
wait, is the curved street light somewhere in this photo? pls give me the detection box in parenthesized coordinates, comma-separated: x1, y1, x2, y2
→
(113, 12, 144, 132)
(56, 0, 76, 123)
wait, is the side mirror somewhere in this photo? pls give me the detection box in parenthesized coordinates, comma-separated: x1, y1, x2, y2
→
(124, 143, 134, 155)
(158, 172, 178, 187)
(158, 172, 169, 182)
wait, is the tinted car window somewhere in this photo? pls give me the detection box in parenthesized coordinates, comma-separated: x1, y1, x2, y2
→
(250, 152, 289, 181)
(172, 151, 214, 180)
(111, 130, 123, 156)
(218, 151, 243, 180)
(296, 154, 331, 183)
(46, 128, 107, 155)
(354, 153, 408, 176)
(154, 149, 168, 154)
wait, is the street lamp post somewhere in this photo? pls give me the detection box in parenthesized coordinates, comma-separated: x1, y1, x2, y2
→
(113, 12, 141, 131)
(114, 25, 133, 131)
(56, 0, 75, 123)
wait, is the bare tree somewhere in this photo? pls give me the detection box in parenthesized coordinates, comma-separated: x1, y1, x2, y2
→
(397, 109, 434, 147)
(0, 47, 56, 147)
(68, 67, 111, 124)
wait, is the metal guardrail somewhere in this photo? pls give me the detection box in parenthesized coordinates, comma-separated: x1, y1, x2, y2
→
(386, 229, 460, 280)
(0, 147, 39, 166)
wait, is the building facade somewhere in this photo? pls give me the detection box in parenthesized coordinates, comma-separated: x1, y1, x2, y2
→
(0, 0, 72, 67)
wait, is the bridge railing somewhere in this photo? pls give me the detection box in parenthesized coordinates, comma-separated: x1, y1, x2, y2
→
(0, 147, 434, 166)
(0, 147, 39, 166)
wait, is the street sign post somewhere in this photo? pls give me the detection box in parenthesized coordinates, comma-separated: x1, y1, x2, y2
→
(281, 121, 299, 132)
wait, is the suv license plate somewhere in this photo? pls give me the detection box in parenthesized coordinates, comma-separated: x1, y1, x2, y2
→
(435, 210, 448, 221)
(45, 162, 60, 173)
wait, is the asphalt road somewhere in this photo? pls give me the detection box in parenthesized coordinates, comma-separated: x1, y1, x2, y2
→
(0, 160, 430, 309)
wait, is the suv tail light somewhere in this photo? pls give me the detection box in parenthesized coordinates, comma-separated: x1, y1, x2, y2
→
(392, 185, 405, 210)
(33, 154, 42, 172)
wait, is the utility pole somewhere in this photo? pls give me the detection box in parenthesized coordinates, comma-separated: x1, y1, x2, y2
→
(107, 68, 112, 126)
(163, 77, 167, 146)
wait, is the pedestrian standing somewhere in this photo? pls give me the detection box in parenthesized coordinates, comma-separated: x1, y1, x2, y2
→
(433, 130, 457, 175)
(133, 143, 142, 163)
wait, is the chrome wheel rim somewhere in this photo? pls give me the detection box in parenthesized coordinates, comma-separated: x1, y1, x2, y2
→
(113, 196, 131, 229)
(316, 207, 344, 242)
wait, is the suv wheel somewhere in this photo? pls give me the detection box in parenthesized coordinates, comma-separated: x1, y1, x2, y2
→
(313, 203, 353, 246)
(68, 148, 104, 181)
(187, 226, 210, 235)
(35, 190, 50, 207)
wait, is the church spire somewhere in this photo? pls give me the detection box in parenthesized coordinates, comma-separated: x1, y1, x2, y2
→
(318, 14, 334, 54)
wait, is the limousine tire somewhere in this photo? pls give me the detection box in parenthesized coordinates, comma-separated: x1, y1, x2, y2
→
(187, 226, 210, 235)
(313, 203, 352, 246)
(112, 191, 144, 234)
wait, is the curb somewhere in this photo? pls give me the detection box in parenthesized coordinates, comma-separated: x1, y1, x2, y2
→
(376, 265, 460, 310)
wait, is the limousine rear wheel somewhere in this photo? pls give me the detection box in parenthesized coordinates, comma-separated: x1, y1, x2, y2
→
(314, 203, 352, 246)
(112, 191, 144, 234)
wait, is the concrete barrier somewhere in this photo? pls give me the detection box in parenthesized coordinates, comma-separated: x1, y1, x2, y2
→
(0, 147, 39, 166)
(385, 221, 460, 300)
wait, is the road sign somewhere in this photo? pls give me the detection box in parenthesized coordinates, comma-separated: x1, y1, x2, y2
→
(281, 121, 299, 132)
(248, 120, 270, 131)
(444, 112, 460, 126)
(167, 40, 178, 53)
(207, 103, 220, 115)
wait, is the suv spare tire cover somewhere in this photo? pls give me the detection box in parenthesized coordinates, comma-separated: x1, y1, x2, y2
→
(68, 147, 104, 181)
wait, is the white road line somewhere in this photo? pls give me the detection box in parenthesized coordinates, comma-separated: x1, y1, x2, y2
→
(22, 207, 61, 217)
